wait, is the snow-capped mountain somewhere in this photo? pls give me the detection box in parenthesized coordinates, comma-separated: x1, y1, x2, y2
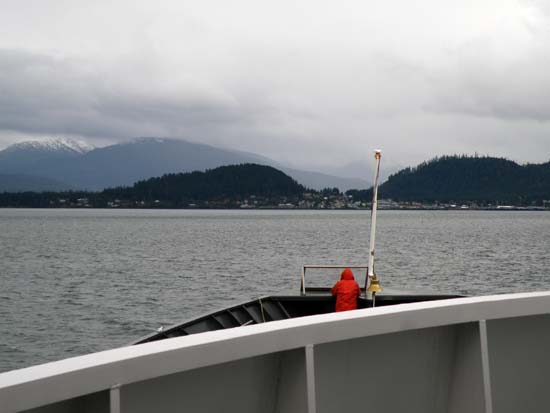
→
(3, 138, 93, 155)
(0, 138, 94, 179)
(0, 137, 369, 191)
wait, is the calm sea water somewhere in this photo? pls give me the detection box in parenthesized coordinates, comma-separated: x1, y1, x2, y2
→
(1, 209, 549, 372)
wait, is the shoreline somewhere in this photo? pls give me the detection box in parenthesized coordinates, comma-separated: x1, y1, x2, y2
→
(0, 206, 548, 211)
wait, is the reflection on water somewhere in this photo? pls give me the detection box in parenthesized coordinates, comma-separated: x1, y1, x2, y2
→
(1, 209, 549, 372)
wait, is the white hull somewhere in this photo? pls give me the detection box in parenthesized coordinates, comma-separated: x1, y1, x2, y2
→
(2, 292, 550, 413)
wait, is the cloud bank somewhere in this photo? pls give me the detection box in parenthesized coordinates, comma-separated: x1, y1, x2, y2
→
(1, 0, 550, 168)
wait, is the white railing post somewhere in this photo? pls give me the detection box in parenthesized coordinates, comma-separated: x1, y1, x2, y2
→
(479, 320, 494, 413)
(110, 384, 121, 413)
(305, 344, 317, 413)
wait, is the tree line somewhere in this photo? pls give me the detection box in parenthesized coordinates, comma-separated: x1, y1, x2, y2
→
(1, 157, 549, 208)
(0, 164, 307, 208)
(374, 155, 550, 205)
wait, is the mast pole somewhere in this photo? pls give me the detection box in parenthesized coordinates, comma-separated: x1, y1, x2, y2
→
(367, 150, 382, 302)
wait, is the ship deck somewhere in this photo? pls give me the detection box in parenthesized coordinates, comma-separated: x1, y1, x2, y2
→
(3, 292, 550, 413)
(134, 288, 463, 344)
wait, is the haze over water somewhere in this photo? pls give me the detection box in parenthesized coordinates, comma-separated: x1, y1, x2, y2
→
(1, 209, 549, 372)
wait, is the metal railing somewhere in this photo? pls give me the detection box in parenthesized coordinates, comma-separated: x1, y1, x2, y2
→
(300, 265, 370, 295)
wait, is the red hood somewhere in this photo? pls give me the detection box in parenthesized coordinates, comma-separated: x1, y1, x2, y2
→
(340, 268, 355, 281)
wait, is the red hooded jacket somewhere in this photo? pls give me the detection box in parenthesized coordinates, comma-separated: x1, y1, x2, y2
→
(331, 268, 361, 312)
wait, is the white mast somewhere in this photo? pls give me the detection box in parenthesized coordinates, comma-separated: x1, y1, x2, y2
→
(367, 150, 382, 302)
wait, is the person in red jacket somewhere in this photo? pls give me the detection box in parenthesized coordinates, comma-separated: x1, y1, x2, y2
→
(331, 268, 361, 312)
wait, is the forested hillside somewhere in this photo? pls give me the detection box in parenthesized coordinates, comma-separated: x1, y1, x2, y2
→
(104, 163, 305, 202)
(378, 156, 550, 204)
(0, 164, 308, 208)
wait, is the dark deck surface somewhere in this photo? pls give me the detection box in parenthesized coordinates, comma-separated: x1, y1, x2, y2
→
(133, 289, 463, 345)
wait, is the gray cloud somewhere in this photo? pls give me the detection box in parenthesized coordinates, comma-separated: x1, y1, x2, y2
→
(423, 1, 550, 123)
(0, 49, 245, 138)
(1, 0, 550, 169)
(426, 45, 550, 122)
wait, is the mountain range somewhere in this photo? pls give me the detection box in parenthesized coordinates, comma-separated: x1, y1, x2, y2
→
(2, 153, 549, 206)
(0, 138, 375, 192)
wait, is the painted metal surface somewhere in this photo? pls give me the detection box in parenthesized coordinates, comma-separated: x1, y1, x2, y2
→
(133, 293, 463, 344)
(2, 292, 550, 413)
(109, 385, 120, 413)
(367, 149, 381, 279)
(479, 320, 494, 413)
(486, 314, 550, 413)
(305, 344, 316, 413)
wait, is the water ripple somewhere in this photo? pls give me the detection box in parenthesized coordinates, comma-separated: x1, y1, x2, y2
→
(1, 209, 549, 372)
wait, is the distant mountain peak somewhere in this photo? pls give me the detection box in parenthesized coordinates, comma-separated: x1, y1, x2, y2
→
(128, 137, 172, 145)
(5, 138, 93, 154)
(0, 136, 373, 192)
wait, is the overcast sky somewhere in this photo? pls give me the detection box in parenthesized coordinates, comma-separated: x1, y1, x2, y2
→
(1, 0, 549, 169)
